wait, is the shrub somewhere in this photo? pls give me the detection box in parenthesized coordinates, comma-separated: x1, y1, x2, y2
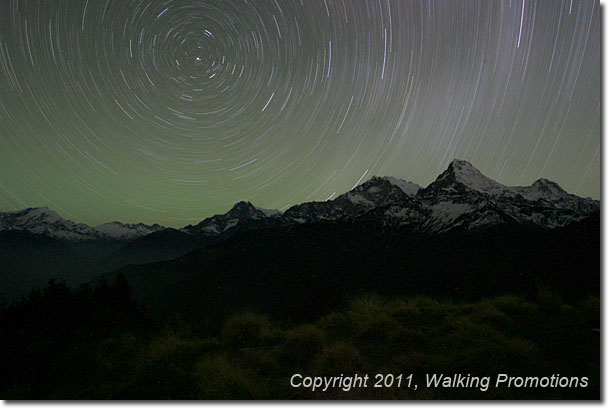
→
(95, 333, 139, 378)
(490, 294, 535, 316)
(438, 321, 539, 374)
(394, 350, 430, 373)
(127, 333, 219, 399)
(142, 333, 217, 369)
(471, 300, 512, 327)
(279, 324, 326, 365)
(401, 296, 448, 325)
(389, 299, 422, 325)
(536, 288, 563, 315)
(386, 326, 427, 350)
(194, 354, 271, 399)
(221, 312, 272, 348)
(94, 333, 141, 396)
(316, 311, 350, 336)
(313, 342, 362, 376)
(238, 347, 280, 375)
(345, 295, 399, 341)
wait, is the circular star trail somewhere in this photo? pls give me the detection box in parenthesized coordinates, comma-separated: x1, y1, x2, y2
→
(0, 0, 600, 226)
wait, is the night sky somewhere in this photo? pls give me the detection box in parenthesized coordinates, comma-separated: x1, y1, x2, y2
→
(0, 0, 600, 227)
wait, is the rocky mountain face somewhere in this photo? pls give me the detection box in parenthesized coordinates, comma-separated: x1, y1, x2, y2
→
(237, 159, 598, 234)
(181, 201, 282, 236)
(281, 177, 421, 224)
(381, 159, 600, 233)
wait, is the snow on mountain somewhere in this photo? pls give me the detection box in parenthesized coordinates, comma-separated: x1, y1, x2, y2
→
(282, 175, 420, 224)
(278, 161, 597, 233)
(511, 178, 599, 214)
(182, 201, 282, 235)
(0, 207, 101, 241)
(95, 222, 165, 240)
(0, 207, 166, 241)
(398, 159, 600, 233)
(1, 159, 598, 241)
(0, 207, 61, 229)
(425, 159, 597, 210)
(423, 159, 509, 196)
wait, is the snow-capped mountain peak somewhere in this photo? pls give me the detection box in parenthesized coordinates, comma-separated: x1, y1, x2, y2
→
(429, 159, 508, 196)
(6, 206, 62, 224)
(405, 159, 600, 233)
(181, 201, 282, 235)
(282, 175, 420, 224)
(525, 178, 566, 197)
(0, 207, 167, 241)
(1, 159, 599, 241)
(0, 207, 99, 241)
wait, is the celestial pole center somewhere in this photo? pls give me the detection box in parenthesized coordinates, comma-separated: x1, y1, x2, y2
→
(0, 0, 600, 227)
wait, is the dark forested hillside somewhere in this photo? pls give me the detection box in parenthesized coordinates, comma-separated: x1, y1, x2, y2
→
(117, 213, 599, 323)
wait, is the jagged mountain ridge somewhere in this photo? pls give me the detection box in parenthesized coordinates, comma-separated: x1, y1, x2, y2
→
(0, 159, 599, 240)
(409, 159, 599, 233)
(0, 159, 599, 302)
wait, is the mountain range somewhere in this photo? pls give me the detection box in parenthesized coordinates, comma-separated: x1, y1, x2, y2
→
(0, 159, 599, 303)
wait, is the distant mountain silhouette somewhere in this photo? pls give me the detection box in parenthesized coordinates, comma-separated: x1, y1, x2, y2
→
(0, 159, 599, 302)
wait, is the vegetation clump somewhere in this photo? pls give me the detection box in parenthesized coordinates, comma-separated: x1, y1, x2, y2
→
(0, 280, 599, 400)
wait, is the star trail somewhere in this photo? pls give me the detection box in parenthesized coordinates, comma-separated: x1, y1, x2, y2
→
(0, 0, 600, 227)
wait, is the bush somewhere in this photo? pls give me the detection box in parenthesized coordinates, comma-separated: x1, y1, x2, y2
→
(221, 312, 272, 348)
(394, 296, 449, 326)
(194, 354, 271, 399)
(94, 333, 140, 395)
(142, 333, 217, 369)
(389, 299, 422, 325)
(471, 300, 512, 327)
(279, 324, 326, 365)
(313, 342, 362, 376)
(438, 321, 539, 374)
(316, 311, 350, 336)
(386, 326, 427, 350)
(345, 295, 399, 341)
(490, 295, 535, 316)
(536, 288, 563, 315)
(394, 350, 429, 373)
(126, 333, 219, 399)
